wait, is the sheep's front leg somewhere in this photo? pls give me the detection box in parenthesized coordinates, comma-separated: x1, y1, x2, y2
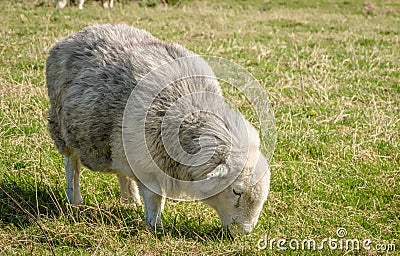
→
(141, 186, 165, 229)
(117, 174, 142, 207)
(65, 150, 82, 204)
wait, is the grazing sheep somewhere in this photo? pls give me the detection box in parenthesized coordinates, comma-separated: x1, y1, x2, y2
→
(46, 24, 271, 234)
(55, 0, 113, 9)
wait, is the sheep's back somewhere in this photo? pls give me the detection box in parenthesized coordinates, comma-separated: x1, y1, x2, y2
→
(46, 24, 199, 171)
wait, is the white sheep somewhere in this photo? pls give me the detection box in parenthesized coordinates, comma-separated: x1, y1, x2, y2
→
(46, 24, 271, 234)
(55, 0, 113, 9)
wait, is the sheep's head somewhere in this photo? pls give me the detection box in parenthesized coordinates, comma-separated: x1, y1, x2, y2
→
(203, 150, 270, 235)
(196, 116, 271, 235)
(145, 83, 272, 233)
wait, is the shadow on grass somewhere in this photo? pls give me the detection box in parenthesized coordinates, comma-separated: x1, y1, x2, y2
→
(160, 223, 234, 242)
(0, 173, 65, 227)
(0, 173, 142, 230)
(0, 173, 233, 242)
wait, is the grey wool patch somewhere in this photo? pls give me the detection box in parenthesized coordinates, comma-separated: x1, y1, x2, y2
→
(46, 24, 222, 173)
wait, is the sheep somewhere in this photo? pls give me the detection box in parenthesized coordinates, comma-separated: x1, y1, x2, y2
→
(46, 24, 271, 234)
(55, 0, 113, 9)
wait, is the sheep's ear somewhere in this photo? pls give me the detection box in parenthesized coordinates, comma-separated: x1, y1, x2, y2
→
(250, 153, 269, 186)
(207, 164, 229, 179)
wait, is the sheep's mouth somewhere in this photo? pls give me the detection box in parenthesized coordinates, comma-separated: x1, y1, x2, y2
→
(227, 220, 253, 235)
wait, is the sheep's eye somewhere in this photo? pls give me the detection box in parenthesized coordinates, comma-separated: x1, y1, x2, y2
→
(233, 189, 242, 197)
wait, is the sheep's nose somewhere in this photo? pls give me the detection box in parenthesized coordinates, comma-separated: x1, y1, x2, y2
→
(228, 223, 253, 235)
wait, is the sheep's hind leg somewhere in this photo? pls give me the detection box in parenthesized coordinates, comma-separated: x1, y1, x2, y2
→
(65, 150, 82, 204)
(117, 174, 142, 207)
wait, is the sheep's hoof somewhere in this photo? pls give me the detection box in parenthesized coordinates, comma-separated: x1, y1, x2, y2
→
(146, 222, 163, 233)
(67, 198, 83, 205)
(145, 216, 163, 232)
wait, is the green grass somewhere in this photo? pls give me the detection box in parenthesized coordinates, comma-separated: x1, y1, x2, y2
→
(1, 0, 399, 255)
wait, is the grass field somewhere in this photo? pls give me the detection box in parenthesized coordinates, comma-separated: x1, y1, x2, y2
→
(0, 0, 399, 255)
